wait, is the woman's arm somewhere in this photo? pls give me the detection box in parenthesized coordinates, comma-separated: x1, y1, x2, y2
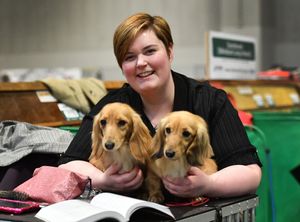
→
(59, 160, 144, 192)
(162, 163, 261, 198)
(204, 164, 261, 197)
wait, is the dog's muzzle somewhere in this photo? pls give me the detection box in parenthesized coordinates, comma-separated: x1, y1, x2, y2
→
(104, 141, 115, 150)
(165, 150, 175, 158)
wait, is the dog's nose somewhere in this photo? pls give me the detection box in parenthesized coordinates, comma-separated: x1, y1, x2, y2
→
(165, 150, 175, 158)
(105, 142, 115, 150)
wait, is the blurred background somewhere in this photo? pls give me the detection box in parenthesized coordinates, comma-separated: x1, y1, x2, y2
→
(0, 0, 298, 80)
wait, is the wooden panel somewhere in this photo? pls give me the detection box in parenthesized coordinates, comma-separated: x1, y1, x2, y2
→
(0, 82, 83, 126)
(210, 79, 300, 111)
(0, 91, 65, 124)
(0, 82, 47, 91)
(0, 81, 126, 127)
(0, 81, 125, 92)
(223, 85, 298, 110)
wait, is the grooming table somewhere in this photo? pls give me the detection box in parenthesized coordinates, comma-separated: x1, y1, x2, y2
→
(0, 194, 258, 222)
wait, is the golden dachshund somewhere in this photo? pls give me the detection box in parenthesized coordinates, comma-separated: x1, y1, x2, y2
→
(146, 111, 217, 203)
(89, 102, 152, 173)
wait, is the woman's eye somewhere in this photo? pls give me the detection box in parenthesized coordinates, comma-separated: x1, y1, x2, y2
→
(124, 55, 135, 62)
(145, 48, 156, 55)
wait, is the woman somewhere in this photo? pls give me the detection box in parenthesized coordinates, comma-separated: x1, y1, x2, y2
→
(59, 12, 262, 199)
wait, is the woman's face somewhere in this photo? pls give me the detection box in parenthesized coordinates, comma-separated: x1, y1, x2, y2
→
(121, 29, 173, 94)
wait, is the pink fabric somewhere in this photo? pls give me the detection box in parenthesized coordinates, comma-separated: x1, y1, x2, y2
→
(14, 166, 89, 203)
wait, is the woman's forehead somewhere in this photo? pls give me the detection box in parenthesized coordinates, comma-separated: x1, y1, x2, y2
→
(127, 30, 163, 51)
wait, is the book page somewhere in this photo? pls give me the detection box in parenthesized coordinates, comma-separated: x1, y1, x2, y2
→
(35, 199, 125, 222)
(90, 192, 174, 221)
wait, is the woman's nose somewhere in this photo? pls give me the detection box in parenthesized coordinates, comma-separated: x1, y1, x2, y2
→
(136, 54, 147, 67)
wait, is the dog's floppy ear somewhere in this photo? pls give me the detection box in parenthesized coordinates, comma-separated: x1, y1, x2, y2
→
(186, 120, 213, 166)
(150, 119, 166, 159)
(129, 113, 152, 163)
(89, 113, 104, 162)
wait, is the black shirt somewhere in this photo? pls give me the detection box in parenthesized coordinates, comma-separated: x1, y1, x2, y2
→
(58, 71, 262, 169)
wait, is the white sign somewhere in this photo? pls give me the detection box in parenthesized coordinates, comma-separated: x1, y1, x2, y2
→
(205, 31, 257, 80)
(36, 91, 57, 103)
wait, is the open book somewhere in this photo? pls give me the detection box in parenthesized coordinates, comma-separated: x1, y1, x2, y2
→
(35, 192, 175, 222)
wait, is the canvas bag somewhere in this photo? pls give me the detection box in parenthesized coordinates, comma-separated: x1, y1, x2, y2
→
(14, 166, 89, 204)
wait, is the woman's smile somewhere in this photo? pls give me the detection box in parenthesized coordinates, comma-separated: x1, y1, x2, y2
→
(137, 70, 155, 78)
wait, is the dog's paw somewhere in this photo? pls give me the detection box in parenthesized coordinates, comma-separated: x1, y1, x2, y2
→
(148, 194, 165, 203)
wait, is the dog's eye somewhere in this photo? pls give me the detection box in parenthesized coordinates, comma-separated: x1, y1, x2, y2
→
(165, 127, 171, 134)
(100, 120, 106, 127)
(118, 120, 127, 127)
(182, 130, 191, 138)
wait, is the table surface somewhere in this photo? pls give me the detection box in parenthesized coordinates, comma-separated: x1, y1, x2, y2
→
(0, 194, 258, 222)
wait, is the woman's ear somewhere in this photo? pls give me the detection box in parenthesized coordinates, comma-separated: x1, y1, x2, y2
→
(89, 113, 104, 162)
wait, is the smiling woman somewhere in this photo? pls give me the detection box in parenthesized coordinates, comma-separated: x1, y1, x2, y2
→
(121, 30, 173, 92)
(58, 12, 262, 201)
(120, 29, 175, 127)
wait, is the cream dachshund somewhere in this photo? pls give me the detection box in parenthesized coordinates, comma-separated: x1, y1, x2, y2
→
(89, 102, 152, 173)
(146, 111, 218, 203)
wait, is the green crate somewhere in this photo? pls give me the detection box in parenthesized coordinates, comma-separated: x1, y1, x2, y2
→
(59, 126, 80, 135)
(251, 111, 300, 222)
(246, 125, 272, 222)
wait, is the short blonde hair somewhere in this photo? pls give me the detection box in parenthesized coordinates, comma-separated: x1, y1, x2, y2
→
(113, 12, 173, 67)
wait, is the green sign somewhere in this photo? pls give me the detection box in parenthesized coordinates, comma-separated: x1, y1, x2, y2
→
(212, 37, 255, 60)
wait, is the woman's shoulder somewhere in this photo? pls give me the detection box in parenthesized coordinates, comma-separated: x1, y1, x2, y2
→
(104, 82, 139, 100)
(89, 83, 137, 115)
(172, 70, 226, 96)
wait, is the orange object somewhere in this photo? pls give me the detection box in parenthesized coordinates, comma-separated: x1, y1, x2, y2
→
(257, 70, 290, 79)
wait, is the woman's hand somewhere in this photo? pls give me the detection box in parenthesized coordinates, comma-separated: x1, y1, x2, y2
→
(162, 164, 261, 198)
(59, 160, 144, 193)
(162, 166, 210, 198)
(99, 164, 144, 192)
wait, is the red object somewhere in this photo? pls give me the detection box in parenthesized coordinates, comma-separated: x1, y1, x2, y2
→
(238, 110, 253, 126)
(0, 198, 40, 214)
(258, 70, 290, 79)
(14, 166, 89, 204)
(166, 197, 209, 207)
